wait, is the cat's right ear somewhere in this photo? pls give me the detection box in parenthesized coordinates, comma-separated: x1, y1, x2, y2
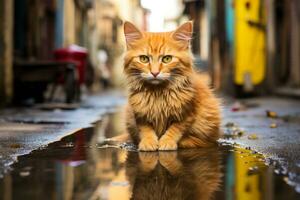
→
(124, 21, 143, 45)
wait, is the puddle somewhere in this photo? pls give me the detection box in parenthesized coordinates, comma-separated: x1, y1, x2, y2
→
(4, 119, 70, 125)
(0, 112, 299, 200)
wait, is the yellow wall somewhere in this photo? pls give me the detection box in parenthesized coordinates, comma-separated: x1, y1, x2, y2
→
(234, 0, 266, 86)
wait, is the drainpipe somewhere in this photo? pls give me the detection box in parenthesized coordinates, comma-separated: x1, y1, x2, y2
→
(265, 0, 276, 92)
(0, 0, 14, 107)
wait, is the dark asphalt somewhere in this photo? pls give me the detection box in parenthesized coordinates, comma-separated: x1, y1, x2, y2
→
(222, 97, 300, 193)
(0, 93, 300, 194)
(1, 111, 299, 199)
(0, 91, 125, 176)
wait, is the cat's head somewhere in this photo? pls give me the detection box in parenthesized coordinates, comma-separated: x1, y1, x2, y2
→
(123, 21, 194, 87)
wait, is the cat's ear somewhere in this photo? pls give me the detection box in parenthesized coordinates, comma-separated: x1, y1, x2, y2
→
(172, 21, 193, 44)
(124, 21, 143, 44)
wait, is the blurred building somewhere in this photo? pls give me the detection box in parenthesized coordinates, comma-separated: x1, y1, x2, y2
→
(140, 0, 184, 32)
(0, 0, 147, 106)
(0, 0, 14, 106)
(87, 0, 147, 89)
(1, 0, 299, 105)
(182, 0, 300, 97)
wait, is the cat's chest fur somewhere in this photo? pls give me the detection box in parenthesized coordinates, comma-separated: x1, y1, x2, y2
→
(129, 89, 194, 135)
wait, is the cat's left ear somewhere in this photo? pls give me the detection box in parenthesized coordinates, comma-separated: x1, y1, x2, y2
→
(124, 21, 143, 45)
(172, 21, 193, 47)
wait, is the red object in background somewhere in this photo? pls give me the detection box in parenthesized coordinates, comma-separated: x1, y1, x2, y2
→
(54, 45, 88, 84)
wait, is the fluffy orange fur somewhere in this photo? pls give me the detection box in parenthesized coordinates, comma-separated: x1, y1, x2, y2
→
(123, 21, 221, 151)
(125, 149, 222, 200)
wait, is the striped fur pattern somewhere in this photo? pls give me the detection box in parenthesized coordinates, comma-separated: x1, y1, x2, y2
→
(123, 21, 221, 151)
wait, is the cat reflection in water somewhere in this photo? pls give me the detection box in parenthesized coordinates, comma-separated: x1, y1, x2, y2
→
(125, 149, 222, 200)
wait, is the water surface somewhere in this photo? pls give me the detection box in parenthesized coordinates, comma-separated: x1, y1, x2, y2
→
(0, 112, 299, 200)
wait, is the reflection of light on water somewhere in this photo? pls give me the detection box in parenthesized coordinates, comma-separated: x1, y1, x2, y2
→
(232, 146, 269, 200)
(93, 149, 130, 200)
(110, 181, 129, 187)
(2, 111, 299, 200)
(108, 169, 130, 199)
(67, 160, 86, 167)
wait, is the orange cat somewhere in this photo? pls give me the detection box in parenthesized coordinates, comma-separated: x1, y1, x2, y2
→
(123, 21, 221, 151)
(125, 149, 222, 200)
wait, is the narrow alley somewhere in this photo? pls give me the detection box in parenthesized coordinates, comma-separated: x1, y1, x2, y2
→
(0, 0, 300, 200)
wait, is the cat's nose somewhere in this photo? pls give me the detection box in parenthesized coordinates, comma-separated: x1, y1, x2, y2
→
(151, 71, 160, 77)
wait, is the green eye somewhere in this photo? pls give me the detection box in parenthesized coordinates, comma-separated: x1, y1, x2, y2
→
(139, 55, 150, 63)
(162, 55, 172, 63)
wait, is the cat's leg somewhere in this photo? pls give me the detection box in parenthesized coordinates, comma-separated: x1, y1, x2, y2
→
(178, 135, 203, 148)
(138, 152, 158, 172)
(138, 126, 159, 151)
(178, 135, 218, 148)
(158, 123, 184, 150)
(159, 152, 182, 175)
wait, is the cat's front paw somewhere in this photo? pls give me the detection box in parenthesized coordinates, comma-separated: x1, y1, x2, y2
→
(139, 152, 158, 172)
(159, 152, 181, 174)
(158, 136, 178, 151)
(138, 137, 159, 151)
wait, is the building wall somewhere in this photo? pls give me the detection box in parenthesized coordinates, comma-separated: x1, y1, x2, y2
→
(289, 0, 300, 86)
(0, 0, 149, 104)
(0, 0, 14, 106)
(55, 0, 64, 48)
(64, 0, 76, 46)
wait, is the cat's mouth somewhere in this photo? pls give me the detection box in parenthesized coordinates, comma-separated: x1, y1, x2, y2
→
(147, 79, 164, 85)
(140, 72, 171, 85)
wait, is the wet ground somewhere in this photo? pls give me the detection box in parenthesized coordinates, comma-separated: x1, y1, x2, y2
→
(0, 92, 125, 176)
(0, 111, 300, 200)
(222, 97, 300, 194)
